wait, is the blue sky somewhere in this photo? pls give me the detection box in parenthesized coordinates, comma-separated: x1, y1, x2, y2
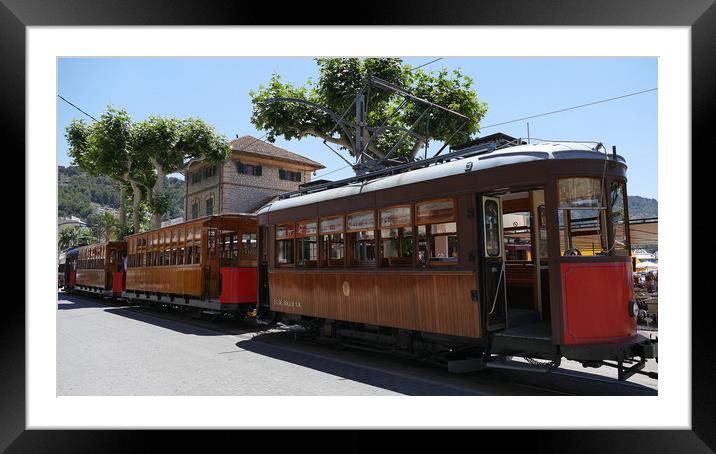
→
(57, 57, 657, 199)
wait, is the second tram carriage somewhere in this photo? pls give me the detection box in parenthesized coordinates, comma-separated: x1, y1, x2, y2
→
(256, 141, 657, 379)
(123, 214, 258, 316)
(72, 241, 127, 297)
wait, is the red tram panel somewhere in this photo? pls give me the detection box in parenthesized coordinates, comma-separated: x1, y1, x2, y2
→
(560, 261, 636, 345)
(112, 271, 126, 294)
(219, 267, 258, 304)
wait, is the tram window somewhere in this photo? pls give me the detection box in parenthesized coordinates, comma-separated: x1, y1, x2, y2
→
(609, 181, 629, 256)
(484, 199, 501, 257)
(296, 220, 318, 267)
(319, 216, 345, 267)
(417, 225, 427, 265)
(220, 232, 234, 263)
(558, 177, 608, 256)
(321, 234, 345, 266)
(429, 222, 458, 263)
(193, 245, 201, 264)
(416, 199, 457, 264)
(503, 212, 532, 262)
(297, 236, 318, 267)
(380, 206, 413, 267)
(347, 211, 376, 266)
(381, 228, 413, 266)
(350, 230, 376, 265)
(537, 204, 548, 262)
(276, 223, 295, 265)
(277, 239, 294, 264)
(241, 233, 257, 257)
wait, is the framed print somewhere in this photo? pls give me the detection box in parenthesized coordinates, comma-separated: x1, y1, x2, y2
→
(6, 0, 712, 450)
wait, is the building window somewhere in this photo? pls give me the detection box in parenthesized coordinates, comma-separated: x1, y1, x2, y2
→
(191, 171, 202, 185)
(279, 169, 302, 182)
(202, 165, 216, 179)
(237, 162, 262, 176)
(191, 201, 199, 219)
(206, 197, 214, 216)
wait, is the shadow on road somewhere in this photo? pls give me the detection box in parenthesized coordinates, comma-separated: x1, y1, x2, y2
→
(59, 290, 271, 337)
(237, 335, 479, 396)
(239, 332, 657, 396)
(58, 292, 114, 310)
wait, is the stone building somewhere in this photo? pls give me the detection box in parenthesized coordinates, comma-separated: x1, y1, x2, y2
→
(183, 135, 325, 219)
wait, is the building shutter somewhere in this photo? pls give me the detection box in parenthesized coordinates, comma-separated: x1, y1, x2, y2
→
(255, 165, 262, 176)
(237, 162, 244, 174)
(279, 169, 285, 180)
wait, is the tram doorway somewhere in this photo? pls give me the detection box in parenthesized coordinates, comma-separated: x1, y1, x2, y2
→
(479, 190, 551, 338)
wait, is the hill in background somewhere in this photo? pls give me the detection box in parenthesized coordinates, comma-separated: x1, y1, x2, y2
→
(58, 165, 185, 222)
(626, 195, 658, 219)
(58, 165, 658, 226)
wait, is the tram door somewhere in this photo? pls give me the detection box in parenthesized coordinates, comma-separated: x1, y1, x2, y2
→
(480, 196, 507, 331)
(205, 227, 220, 298)
(257, 226, 270, 315)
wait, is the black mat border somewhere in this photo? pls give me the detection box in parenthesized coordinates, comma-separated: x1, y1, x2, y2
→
(3, 0, 711, 451)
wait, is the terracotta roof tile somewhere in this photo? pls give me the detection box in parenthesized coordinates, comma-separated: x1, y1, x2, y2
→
(230, 135, 325, 169)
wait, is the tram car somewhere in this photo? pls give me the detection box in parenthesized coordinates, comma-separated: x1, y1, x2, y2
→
(256, 141, 658, 380)
(58, 248, 72, 288)
(61, 247, 79, 290)
(71, 241, 127, 297)
(123, 214, 258, 316)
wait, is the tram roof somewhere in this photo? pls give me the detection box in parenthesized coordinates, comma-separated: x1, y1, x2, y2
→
(257, 142, 625, 214)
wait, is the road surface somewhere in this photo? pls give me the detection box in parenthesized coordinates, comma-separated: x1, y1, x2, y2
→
(57, 292, 657, 396)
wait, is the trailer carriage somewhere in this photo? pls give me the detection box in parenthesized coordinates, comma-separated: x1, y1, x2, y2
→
(123, 214, 258, 316)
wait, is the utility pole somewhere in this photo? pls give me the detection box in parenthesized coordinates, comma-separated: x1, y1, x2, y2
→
(355, 93, 366, 165)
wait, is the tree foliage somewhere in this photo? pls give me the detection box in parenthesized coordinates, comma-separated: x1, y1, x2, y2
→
(250, 58, 488, 161)
(65, 107, 229, 231)
(58, 226, 94, 250)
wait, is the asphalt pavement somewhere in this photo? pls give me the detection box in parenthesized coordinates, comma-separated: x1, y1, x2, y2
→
(57, 291, 657, 396)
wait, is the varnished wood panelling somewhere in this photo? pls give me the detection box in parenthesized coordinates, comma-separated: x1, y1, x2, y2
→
(75, 269, 107, 288)
(126, 266, 203, 297)
(269, 270, 480, 338)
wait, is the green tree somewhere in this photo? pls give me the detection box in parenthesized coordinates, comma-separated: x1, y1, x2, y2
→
(66, 107, 153, 235)
(66, 108, 229, 232)
(58, 226, 93, 250)
(250, 58, 488, 162)
(132, 116, 231, 228)
(92, 211, 120, 243)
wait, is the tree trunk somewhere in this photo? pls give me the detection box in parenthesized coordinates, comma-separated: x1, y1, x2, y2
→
(130, 181, 142, 233)
(150, 159, 166, 229)
(118, 183, 127, 237)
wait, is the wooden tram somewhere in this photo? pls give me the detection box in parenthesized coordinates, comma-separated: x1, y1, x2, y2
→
(71, 241, 127, 297)
(123, 214, 258, 315)
(256, 141, 658, 379)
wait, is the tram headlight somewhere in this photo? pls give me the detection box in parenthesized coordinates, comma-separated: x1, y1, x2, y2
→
(628, 300, 639, 318)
